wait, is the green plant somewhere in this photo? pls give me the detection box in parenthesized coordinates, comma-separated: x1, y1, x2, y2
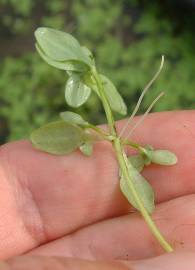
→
(30, 27, 177, 252)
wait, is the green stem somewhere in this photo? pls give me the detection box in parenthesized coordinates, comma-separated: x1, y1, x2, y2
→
(121, 139, 141, 149)
(91, 68, 116, 135)
(92, 68, 173, 253)
(86, 124, 107, 136)
(86, 124, 115, 141)
(115, 139, 173, 252)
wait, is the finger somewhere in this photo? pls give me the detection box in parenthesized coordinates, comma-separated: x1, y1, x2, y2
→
(29, 194, 195, 261)
(0, 111, 195, 258)
(128, 251, 195, 270)
(0, 138, 126, 259)
(3, 252, 195, 270)
(2, 256, 128, 270)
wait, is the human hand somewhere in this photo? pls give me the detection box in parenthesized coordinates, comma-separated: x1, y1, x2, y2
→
(0, 111, 195, 269)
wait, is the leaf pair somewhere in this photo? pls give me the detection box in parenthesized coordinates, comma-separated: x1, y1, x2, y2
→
(35, 27, 93, 72)
(35, 27, 94, 108)
(129, 145, 178, 172)
(35, 27, 127, 115)
(64, 68, 127, 112)
(120, 158, 155, 214)
(140, 145, 178, 166)
(145, 149, 178, 166)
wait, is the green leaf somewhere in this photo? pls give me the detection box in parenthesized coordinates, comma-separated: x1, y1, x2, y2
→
(65, 74, 91, 107)
(36, 43, 88, 72)
(80, 142, 93, 156)
(81, 46, 95, 65)
(128, 154, 145, 172)
(30, 121, 85, 155)
(150, 150, 178, 165)
(101, 75, 127, 115)
(35, 27, 92, 67)
(141, 145, 177, 166)
(120, 160, 155, 214)
(60, 111, 88, 126)
(84, 73, 127, 115)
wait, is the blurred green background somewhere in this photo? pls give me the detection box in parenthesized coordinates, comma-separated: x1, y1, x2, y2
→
(1, 0, 195, 143)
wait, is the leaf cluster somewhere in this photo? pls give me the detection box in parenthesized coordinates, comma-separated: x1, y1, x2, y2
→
(31, 27, 178, 218)
(31, 27, 127, 158)
(35, 27, 127, 115)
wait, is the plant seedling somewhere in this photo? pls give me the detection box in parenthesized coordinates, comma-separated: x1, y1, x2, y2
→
(31, 27, 178, 252)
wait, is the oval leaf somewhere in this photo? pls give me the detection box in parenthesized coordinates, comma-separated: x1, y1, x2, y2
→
(60, 111, 88, 126)
(36, 43, 88, 72)
(120, 160, 155, 214)
(101, 75, 127, 115)
(65, 74, 91, 107)
(35, 27, 92, 67)
(30, 121, 85, 155)
(150, 150, 178, 165)
(128, 154, 145, 172)
(80, 142, 93, 156)
(84, 73, 127, 115)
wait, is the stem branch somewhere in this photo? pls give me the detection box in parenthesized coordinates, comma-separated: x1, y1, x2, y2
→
(92, 68, 173, 253)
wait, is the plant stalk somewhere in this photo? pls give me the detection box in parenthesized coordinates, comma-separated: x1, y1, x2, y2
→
(92, 68, 173, 253)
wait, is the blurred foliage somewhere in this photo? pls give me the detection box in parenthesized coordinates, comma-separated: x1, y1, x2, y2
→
(0, 0, 195, 142)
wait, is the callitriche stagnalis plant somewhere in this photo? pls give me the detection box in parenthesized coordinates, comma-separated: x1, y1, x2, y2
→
(30, 27, 178, 253)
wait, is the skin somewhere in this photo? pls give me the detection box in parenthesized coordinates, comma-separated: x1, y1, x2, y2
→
(1, 111, 195, 269)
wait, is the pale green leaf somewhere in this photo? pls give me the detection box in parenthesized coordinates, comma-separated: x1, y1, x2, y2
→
(150, 150, 178, 165)
(30, 121, 85, 155)
(81, 46, 95, 65)
(35, 27, 92, 67)
(128, 154, 145, 172)
(65, 74, 91, 107)
(36, 43, 88, 72)
(80, 142, 93, 156)
(60, 111, 88, 126)
(120, 160, 155, 214)
(84, 73, 127, 115)
(101, 75, 127, 115)
(141, 145, 177, 166)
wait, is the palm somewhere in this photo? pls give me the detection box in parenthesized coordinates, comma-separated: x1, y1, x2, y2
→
(1, 111, 195, 263)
